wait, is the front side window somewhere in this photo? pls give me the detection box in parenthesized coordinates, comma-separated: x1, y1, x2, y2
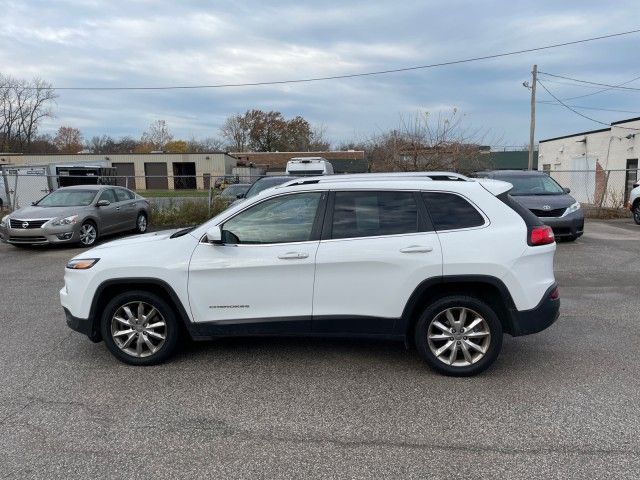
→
(422, 192, 485, 231)
(331, 191, 419, 239)
(222, 192, 322, 244)
(98, 189, 117, 204)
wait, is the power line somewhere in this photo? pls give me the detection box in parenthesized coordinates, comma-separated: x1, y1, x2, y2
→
(538, 71, 640, 92)
(537, 79, 640, 131)
(24, 28, 640, 91)
(537, 101, 640, 115)
(562, 74, 640, 101)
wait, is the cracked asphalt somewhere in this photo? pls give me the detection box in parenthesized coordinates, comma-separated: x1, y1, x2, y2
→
(1, 219, 639, 479)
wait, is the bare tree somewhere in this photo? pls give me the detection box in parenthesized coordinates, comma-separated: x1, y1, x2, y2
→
(220, 114, 250, 151)
(309, 124, 331, 151)
(365, 110, 494, 174)
(87, 134, 113, 153)
(187, 136, 225, 152)
(141, 119, 173, 150)
(0, 74, 56, 152)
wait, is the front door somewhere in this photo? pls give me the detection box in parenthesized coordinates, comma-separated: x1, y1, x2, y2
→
(188, 191, 326, 335)
(313, 190, 443, 334)
(95, 188, 119, 234)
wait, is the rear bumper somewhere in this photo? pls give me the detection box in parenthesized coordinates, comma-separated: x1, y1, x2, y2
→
(64, 308, 101, 342)
(510, 284, 560, 336)
(538, 211, 584, 239)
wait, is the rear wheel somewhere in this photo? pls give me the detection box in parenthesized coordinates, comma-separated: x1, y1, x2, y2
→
(79, 221, 97, 247)
(101, 291, 179, 365)
(414, 295, 503, 376)
(633, 203, 640, 225)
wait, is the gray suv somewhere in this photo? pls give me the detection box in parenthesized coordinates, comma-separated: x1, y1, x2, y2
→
(0, 185, 150, 247)
(475, 170, 584, 241)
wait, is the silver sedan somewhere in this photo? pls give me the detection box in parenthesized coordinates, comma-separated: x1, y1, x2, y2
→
(0, 185, 150, 247)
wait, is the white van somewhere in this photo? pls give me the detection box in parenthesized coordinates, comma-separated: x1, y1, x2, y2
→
(285, 157, 334, 176)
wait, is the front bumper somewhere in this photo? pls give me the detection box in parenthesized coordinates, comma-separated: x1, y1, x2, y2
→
(510, 284, 560, 336)
(0, 223, 80, 245)
(64, 308, 101, 342)
(537, 210, 584, 239)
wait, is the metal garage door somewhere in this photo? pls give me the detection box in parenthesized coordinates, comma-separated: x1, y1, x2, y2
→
(144, 162, 168, 190)
(112, 162, 136, 189)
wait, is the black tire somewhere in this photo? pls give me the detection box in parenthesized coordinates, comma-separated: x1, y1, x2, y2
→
(633, 203, 640, 225)
(78, 220, 98, 247)
(134, 212, 148, 233)
(414, 295, 503, 377)
(101, 291, 179, 366)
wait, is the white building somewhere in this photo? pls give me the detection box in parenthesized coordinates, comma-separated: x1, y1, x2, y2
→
(538, 117, 640, 206)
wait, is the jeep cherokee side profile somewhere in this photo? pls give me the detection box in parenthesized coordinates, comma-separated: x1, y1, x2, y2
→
(60, 172, 559, 376)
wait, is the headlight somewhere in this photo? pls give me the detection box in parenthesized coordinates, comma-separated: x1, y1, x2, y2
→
(564, 202, 581, 215)
(66, 258, 100, 270)
(51, 215, 78, 226)
(0, 215, 8, 227)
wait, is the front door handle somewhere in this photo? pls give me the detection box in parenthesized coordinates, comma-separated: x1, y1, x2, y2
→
(400, 245, 433, 253)
(278, 252, 309, 260)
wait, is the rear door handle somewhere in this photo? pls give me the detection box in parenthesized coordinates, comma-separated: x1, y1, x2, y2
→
(278, 252, 309, 260)
(400, 245, 433, 253)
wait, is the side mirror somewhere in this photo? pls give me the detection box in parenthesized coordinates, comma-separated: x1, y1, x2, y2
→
(236, 193, 245, 199)
(206, 225, 223, 244)
(563, 187, 571, 194)
(96, 199, 110, 207)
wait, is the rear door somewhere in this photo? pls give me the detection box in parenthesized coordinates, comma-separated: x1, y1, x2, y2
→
(113, 187, 138, 230)
(312, 190, 443, 334)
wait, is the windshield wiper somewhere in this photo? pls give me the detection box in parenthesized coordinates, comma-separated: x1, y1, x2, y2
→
(170, 226, 197, 238)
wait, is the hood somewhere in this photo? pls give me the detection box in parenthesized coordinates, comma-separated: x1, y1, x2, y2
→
(8, 205, 90, 220)
(511, 193, 576, 209)
(91, 229, 179, 250)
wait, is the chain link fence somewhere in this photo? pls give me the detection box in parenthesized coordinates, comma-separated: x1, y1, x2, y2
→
(2, 169, 638, 217)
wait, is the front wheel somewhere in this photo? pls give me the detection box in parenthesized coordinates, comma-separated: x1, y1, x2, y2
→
(101, 291, 179, 365)
(414, 295, 503, 376)
(633, 203, 640, 225)
(134, 212, 148, 233)
(78, 221, 98, 247)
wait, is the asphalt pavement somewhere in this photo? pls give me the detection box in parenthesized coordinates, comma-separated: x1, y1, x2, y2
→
(1, 219, 639, 479)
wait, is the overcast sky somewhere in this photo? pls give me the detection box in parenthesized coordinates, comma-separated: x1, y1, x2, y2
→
(1, 0, 639, 147)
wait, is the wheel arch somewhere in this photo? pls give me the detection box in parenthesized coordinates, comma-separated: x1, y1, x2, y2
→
(87, 278, 195, 342)
(398, 275, 518, 344)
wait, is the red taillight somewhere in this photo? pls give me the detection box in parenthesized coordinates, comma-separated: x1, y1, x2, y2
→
(550, 287, 560, 300)
(529, 225, 555, 246)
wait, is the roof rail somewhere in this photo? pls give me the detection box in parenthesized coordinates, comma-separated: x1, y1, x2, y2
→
(281, 171, 469, 188)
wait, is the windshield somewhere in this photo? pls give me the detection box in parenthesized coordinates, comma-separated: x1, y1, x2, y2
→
(245, 177, 292, 198)
(221, 184, 249, 198)
(498, 175, 565, 195)
(37, 189, 97, 207)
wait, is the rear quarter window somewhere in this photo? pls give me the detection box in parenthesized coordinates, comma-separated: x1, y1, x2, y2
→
(422, 192, 485, 231)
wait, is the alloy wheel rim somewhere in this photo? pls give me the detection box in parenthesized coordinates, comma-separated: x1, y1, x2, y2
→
(427, 307, 491, 367)
(634, 207, 640, 223)
(111, 301, 166, 358)
(80, 224, 96, 245)
(138, 215, 147, 232)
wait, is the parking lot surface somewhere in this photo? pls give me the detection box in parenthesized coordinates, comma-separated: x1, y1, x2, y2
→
(1, 219, 639, 479)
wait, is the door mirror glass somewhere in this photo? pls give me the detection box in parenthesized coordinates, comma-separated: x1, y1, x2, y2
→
(206, 225, 223, 244)
(96, 199, 110, 207)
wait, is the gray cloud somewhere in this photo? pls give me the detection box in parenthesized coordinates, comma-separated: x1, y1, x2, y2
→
(1, 0, 639, 146)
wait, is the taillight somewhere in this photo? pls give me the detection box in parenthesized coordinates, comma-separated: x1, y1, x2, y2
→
(529, 225, 554, 246)
(550, 287, 560, 300)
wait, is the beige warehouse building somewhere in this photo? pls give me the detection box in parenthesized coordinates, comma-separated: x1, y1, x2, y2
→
(0, 152, 237, 190)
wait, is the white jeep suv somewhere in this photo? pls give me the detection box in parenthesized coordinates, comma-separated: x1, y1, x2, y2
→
(60, 172, 559, 376)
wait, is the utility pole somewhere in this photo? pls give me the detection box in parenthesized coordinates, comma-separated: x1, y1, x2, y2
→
(528, 64, 537, 170)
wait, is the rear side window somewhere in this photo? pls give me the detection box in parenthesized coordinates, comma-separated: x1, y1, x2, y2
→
(422, 192, 485, 231)
(114, 188, 133, 202)
(331, 191, 419, 239)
